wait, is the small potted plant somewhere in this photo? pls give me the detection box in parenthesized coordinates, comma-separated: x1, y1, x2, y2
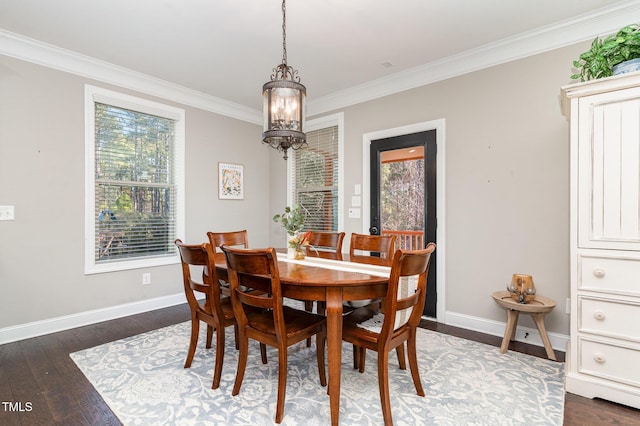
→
(571, 24, 640, 81)
(273, 205, 308, 259)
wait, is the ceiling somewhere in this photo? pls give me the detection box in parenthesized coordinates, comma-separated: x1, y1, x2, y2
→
(1, 0, 639, 117)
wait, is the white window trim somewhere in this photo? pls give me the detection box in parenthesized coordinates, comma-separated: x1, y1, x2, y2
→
(84, 84, 185, 274)
(287, 112, 344, 232)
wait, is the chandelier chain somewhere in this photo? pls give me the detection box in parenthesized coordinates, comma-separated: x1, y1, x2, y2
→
(281, 0, 287, 66)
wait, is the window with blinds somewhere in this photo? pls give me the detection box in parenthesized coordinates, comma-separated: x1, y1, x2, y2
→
(290, 114, 343, 232)
(85, 85, 185, 274)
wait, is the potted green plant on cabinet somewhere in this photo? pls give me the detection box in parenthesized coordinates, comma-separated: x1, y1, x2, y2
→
(571, 24, 640, 81)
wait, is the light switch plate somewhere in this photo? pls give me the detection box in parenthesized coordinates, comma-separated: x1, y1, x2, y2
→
(0, 205, 15, 220)
(348, 208, 360, 219)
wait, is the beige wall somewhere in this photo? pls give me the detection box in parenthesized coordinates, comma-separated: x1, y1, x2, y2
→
(0, 56, 266, 331)
(272, 42, 590, 338)
(1, 39, 589, 342)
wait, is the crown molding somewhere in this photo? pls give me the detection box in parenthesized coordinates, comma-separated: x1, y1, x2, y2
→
(307, 1, 640, 116)
(0, 29, 262, 124)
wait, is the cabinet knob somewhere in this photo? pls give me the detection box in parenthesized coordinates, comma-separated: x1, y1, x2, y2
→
(594, 353, 606, 364)
(593, 268, 606, 278)
(593, 311, 606, 321)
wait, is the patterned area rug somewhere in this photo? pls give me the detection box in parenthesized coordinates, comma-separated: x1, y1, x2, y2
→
(70, 322, 564, 425)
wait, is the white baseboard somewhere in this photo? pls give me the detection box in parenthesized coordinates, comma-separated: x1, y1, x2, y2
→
(1, 297, 569, 353)
(0, 292, 185, 345)
(443, 310, 569, 353)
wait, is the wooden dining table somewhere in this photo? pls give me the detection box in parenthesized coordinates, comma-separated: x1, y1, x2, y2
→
(213, 251, 390, 426)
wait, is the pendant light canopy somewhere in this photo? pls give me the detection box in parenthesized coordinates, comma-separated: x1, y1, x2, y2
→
(262, 0, 306, 160)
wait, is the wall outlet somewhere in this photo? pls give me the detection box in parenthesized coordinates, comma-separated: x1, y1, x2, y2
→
(142, 272, 151, 285)
(565, 298, 571, 314)
(0, 205, 15, 220)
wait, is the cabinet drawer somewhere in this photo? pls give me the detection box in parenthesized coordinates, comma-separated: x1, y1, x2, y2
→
(579, 297, 640, 342)
(579, 255, 640, 296)
(578, 339, 640, 388)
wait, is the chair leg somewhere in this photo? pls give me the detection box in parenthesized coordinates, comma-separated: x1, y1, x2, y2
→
(232, 334, 249, 397)
(396, 342, 406, 370)
(206, 324, 214, 348)
(212, 326, 225, 389)
(184, 318, 199, 368)
(304, 301, 314, 347)
(358, 347, 366, 373)
(407, 333, 425, 396)
(260, 343, 268, 364)
(353, 344, 359, 369)
(377, 348, 393, 426)
(204, 295, 213, 348)
(275, 347, 288, 423)
(233, 324, 239, 350)
(316, 330, 327, 387)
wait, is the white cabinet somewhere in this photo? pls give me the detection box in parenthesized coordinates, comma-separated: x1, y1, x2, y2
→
(562, 73, 640, 410)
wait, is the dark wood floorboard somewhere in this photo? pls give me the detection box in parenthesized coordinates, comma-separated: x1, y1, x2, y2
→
(0, 303, 637, 425)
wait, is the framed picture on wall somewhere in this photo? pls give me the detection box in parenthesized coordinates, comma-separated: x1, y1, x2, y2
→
(218, 162, 244, 200)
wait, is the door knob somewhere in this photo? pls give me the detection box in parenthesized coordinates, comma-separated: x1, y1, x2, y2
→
(369, 226, 379, 235)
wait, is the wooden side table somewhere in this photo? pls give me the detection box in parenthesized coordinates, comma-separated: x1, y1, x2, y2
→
(491, 290, 557, 361)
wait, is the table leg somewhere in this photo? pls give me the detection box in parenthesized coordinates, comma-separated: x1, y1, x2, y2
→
(531, 313, 557, 361)
(325, 287, 343, 426)
(500, 309, 519, 354)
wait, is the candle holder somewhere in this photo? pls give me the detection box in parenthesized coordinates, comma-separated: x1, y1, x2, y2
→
(506, 274, 536, 303)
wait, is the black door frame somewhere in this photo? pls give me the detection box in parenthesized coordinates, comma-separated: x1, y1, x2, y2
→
(362, 120, 444, 321)
(369, 130, 437, 317)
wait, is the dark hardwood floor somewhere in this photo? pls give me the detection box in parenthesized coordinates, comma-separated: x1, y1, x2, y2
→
(1, 303, 638, 425)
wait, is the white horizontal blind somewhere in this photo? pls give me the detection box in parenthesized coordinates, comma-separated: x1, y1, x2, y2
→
(94, 103, 177, 262)
(292, 125, 339, 231)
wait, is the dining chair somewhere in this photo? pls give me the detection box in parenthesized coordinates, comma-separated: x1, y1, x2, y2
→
(349, 232, 397, 265)
(221, 245, 327, 424)
(176, 239, 268, 390)
(305, 230, 345, 259)
(346, 233, 398, 313)
(303, 231, 346, 332)
(316, 233, 398, 320)
(207, 230, 249, 294)
(341, 243, 436, 426)
(174, 239, 239, 390)
(207, 229, 249, 250)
